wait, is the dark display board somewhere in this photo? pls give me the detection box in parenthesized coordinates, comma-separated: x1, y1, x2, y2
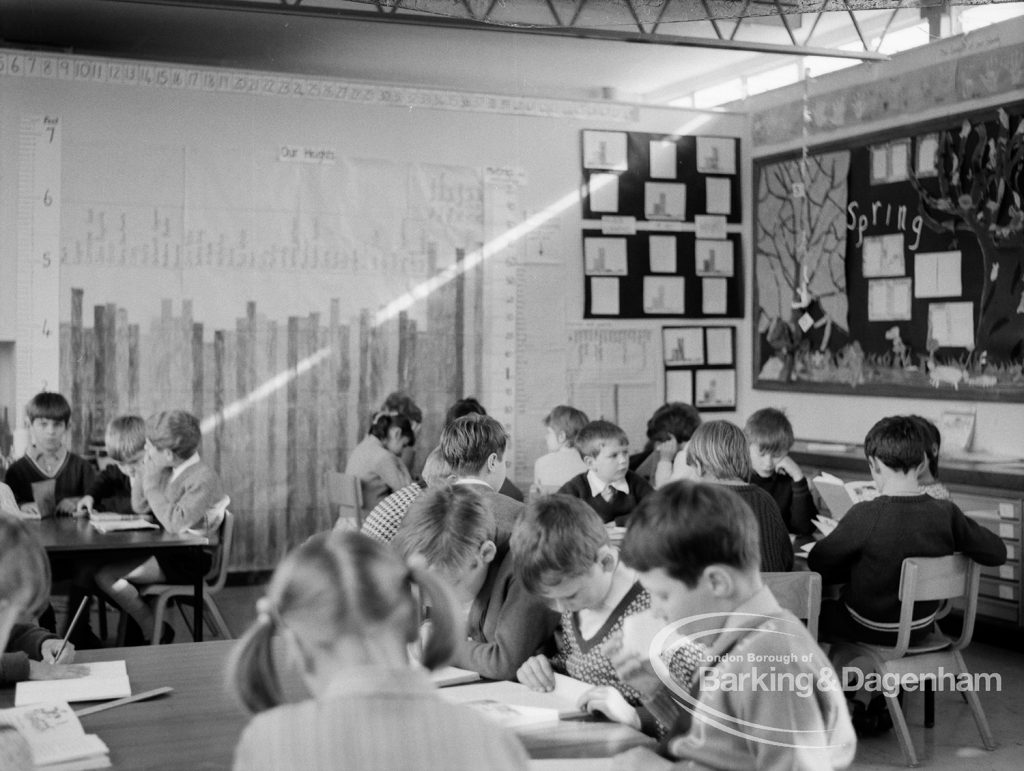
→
(580, 130, 743, 319)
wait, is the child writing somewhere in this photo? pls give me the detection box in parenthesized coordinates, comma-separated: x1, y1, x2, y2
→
(744, 407, 817, 536)
(94, 410, 229, 645)
(511, 494, 702, 737)
(229, 530, 529, 771)
(612, 481, 856, 771)
(678, 420, 794, 572)
(345, 412, 415, 513)
(76, 415, 150, 517)
(393, 485, 559, 681)
(557, 420, 653, 525)
(809, 415, 1006, 647)
(531, 405, 589, 495)
(3, 392, 95, 517)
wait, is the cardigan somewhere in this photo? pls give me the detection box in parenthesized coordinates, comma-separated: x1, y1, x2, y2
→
(3, 452, 96, 507)
(808, 494, 1007, 633)
(142, 457, 227, 537)
(728, 483, 794, 572)
(557, 470, 653, 525)
(451, 539, 560, 681)
(748, 472, 817, 536)
(345, 434, 414, 512)
(233, 666, 529, 771)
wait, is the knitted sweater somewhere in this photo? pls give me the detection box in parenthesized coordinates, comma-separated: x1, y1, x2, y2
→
(557, 471, 654, 525)
(748, 472, 817, 536)
(4, 452, 96, 506)
(808, 494, 1007, 630)
(729, 483, 794, 572)
(1, 623, 57, 686)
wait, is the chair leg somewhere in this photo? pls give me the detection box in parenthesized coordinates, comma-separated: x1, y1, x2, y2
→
(883, 690, 919, 767)
(150, 596, 169, 646)
(203, 595, 232, 640)
(96, 595, 108, 642)
(954, 651, 996, 750)
(116, 612, 128, 647)
(924, 680, 935, 728)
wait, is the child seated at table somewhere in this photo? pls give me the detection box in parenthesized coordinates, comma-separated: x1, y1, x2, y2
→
(531, 405, 589, 495)
(229, 529, 529, 771)
(557, 420, 653, 525)
(393, 485, 559, 681)
(511, 494, 701, 737)
(612, 481, 856, 771)
(76, 415, 150, 517)
(94, 410, 229, 645)
(3, 392, 95, 518)
(345, 411, 415, 513)
(908, 414, 950, 500)
(0, 512, 83, 692)
(744, 407, 817, 536)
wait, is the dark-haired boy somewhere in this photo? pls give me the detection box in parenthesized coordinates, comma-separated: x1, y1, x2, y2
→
(3, 392, 95, 517)
(744, 407, 817, 536)
(809, 415, 1006, 647)
(614, 481, 855, 770)
(557, 420, 653, 525)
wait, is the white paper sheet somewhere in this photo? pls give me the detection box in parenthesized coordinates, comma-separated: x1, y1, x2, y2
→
(643, 276, 685, 314)
(649, 139, 677, 179)
(663, 327, 704, 366)
(705, 326, 734, 365)
(889, 141, 910, 182)
(914, 250, 962, 298)
(644, 182, 686, 220)
(16, 661, 131, 706)
(582, 130, 627, 170)
(694, 215, 727, 240)
(648, 235, 677, 273)
(665, 369, 693, 404)
(588, 173, 620, 213)
(695, 239, 734, 277)
(862, 234, 905, 277)
(927, 301, 974, 347)
(867, 278, 912, 321)
(590, 277, 620, 315)
(702, 277, 728, 315)
(705, 177, 732, 215)
(916, 134, 939, 176)
(696, 136, 736, 174)
(695, 369, 736, 408)
(584, 237, 628, 275)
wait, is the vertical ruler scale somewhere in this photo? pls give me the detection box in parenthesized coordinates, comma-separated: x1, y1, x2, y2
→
(482, 167, 522, 476)
(16, 115, 62, 414)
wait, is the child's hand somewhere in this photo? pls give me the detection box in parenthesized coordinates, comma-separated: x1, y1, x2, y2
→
(19, 502, 40, 517)
(56, 497, 79, 516)
(40, 639, 76, 664)
(516, 654, 556, 692)
(773, 455, 804, 481)
(75, 496, 95, 518)
(29, 660, 88, 680)
(578, 685, 641, 729)
(655, 437, 679, 461)
(613, 747, 674, 770)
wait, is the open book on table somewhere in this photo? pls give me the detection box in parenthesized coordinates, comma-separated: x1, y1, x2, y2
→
(89, 514, 160, 533)
(811, 472, 878, 520)
(0, 701, 110, 769)
(439, 674, 592, 729)
(15, 661, 131, 707)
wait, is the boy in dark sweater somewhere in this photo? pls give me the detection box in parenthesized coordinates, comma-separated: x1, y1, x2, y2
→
(809, 415, 1006, 646)
(76, 415, 151, 517)
(393, 485, 558, 681)
(557, 420, 653, 525)
(744, 407, 816, 536)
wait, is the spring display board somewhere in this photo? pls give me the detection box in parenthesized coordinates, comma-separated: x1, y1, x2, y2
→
(580, 130, 743, 319)
(753, 102, 1024, 401)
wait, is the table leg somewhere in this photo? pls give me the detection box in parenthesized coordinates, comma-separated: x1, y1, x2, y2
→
(194, 547, 204, 642)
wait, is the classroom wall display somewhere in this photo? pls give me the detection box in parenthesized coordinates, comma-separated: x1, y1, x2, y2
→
(753, 103, 1024, 402)
(663, 325, 736, 412)
(580, 130, 743, 319)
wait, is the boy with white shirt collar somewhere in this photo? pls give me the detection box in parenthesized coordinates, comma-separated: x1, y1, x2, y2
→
(557, 420, 653, 525)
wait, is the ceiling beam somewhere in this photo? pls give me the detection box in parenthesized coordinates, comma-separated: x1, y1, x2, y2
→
(97, 0, 891, 60)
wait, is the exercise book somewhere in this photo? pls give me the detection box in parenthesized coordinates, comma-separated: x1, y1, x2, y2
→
(15, 661, 131, 707)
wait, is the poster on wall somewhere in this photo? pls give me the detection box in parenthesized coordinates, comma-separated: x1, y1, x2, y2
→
(580, 130, 743, 319)
(752, 105, 1024, 402)
(663, 325, 735, 412)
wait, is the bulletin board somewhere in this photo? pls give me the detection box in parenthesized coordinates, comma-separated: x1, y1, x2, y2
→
(753, 102, 1024, 402)
(580, 130, 743, 319)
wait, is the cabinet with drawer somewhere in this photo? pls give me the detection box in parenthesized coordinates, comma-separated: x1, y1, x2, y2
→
(790, 441, 1024, 628)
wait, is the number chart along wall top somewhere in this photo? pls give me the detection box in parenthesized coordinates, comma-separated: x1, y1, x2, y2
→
(580, 130, 743, 320)
(753, 102, 1024, 402)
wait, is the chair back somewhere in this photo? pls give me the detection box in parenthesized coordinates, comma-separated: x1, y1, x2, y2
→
(762, 571, 823, 640)
(327, 471, 364, 527)
(895, 554, 980, 656)
(205, 510, 235, 593)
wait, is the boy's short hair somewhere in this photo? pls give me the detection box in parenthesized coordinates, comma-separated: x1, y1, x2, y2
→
(646, 402, 702, 444)
(146, 410, 202, 460)
(381, 391, 423, 425)
(26, 392, 71, 425)
(907, 415, 941, 478)
(104, 415, 147, 462)
(864, 416, 928, 473)
(439, 414, 508, 476)
(744, 407, 795, 456)
(0, 511, 52, 619)
(392, 485, 495, 572)
(542, 406, 589, 447)
(444, 397, 487, 426)
(575, 420, 628, 459)
(511, 494, 609, 595)
(622, 481, 760, 586)
(685, 420, 750, 480)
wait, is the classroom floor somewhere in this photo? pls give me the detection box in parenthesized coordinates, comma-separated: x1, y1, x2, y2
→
(63, 583, 1024, 769)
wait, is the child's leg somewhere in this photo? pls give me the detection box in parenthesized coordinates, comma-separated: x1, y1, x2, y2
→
(94, 557, 167, 639)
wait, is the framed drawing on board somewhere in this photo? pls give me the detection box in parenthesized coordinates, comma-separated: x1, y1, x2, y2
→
(663, 327, 704, 366)
(695, 369, 736, 411)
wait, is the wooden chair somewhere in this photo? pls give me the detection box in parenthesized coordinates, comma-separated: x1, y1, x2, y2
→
(138, 510, 236, 645)
(763, 570, 823, 639)
(327, 471, 364, 529)
(830, 555, 995, 767)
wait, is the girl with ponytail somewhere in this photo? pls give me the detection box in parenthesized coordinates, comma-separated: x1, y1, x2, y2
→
(228, 530, 528, 770)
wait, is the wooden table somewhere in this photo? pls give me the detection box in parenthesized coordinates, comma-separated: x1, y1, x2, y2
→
(29, 517, 209, 641)
(0, 642, 655, 769)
